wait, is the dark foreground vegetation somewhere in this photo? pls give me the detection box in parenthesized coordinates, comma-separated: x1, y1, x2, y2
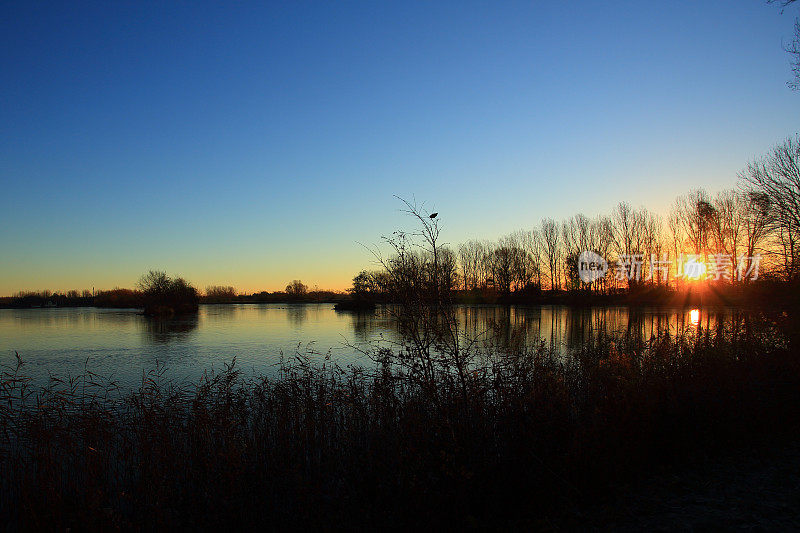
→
(1, 316, 799, 530)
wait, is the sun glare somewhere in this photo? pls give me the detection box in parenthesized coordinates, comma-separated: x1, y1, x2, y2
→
(684, 258, 707, 281)
(689, 309, 700, 326)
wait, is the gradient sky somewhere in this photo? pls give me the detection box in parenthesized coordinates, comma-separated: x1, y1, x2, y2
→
(1, 1, 799, 294)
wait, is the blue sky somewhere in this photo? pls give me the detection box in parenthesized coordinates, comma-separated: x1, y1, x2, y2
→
(1, 1, 798, 293)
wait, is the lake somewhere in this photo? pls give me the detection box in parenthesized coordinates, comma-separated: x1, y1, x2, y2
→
(0, 303, 732, 389)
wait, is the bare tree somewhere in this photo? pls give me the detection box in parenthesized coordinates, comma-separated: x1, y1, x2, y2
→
(368, 198, 476, 404)
(706, 190, 749, 282)
(457, 242, 474, 291)
(672, 190, 716, 259)
(789, 17, 800, 89)
(526, 229, 545, 288)
(540, 219, 561, 290)
(501, 231, 536, 292)
(611, 202, 638, 259)
(740, 191, 772, 279)
(740, 136, 800, 279)
(561, 214, 594, 290)
(206, 285, 237, 301)
(591, 215, 615, 292)
(458, 240, 484, 290)
(490, 245, 515, 296)
(438, 246, 459, 294)
(138, 270, 171, 294)
(769, 0, 800, 89)
(642, 211, 665, 284)
(667, 208, 684, 283)
(285, 280, 308, 298)
(611, 203, 649, 287)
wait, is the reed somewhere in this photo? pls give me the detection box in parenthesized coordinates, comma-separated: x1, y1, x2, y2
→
(1, 317, 798, 530)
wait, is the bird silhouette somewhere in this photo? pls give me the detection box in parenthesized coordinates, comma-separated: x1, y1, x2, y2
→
(429, 212, 438, 219)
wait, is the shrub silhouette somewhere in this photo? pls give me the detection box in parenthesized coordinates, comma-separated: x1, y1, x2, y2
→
(137, 270, 199, 316)
(284, 279, 308, 300)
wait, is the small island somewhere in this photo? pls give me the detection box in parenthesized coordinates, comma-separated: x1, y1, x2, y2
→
(138, 270, 199, 317)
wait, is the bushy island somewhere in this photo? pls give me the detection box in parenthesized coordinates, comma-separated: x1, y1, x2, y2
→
(137, 270, 199, 317)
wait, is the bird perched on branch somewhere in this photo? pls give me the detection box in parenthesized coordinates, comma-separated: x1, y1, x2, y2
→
(429, 212, 438, 219)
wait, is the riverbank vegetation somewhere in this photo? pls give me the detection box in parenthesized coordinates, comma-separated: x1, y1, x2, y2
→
(0, 284, 344, 309)
(1, 313, 798, 529)
(0, 272, 204, 315)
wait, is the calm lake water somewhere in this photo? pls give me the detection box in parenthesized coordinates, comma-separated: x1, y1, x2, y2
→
(0, 303, 732, 389)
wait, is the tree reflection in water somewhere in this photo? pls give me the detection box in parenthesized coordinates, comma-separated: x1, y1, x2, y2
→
(361, 305, 740, 358)
(141, 314, 199, 344)
(285, 304, 309, 328)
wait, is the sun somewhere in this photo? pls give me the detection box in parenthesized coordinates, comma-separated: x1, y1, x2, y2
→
(684, 257, 707, 281)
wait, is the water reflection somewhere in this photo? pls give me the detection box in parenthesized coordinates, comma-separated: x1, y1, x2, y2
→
(350, 312, 373, 343)
(8, 307, 140, 329)
(205, 304, 238, 319)
(285, 305, 308, 328)
(140, 315, 199, 344)
(339, 307, 403, 343)
(689, 308, 701, 326)
(338, 305, 742, 357)
(421, 305, 737, 355)
(0, 304, 752, 391)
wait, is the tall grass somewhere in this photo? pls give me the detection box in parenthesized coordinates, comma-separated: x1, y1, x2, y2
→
(1, 316, 798, 530)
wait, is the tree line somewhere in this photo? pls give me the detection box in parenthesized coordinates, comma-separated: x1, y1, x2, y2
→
(350, 136, 800, 301)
